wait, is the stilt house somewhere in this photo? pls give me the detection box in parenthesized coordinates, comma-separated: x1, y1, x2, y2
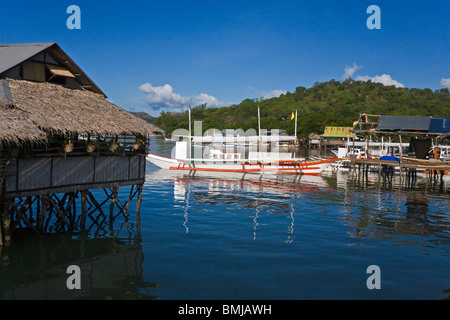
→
(0, 43, 164, 244)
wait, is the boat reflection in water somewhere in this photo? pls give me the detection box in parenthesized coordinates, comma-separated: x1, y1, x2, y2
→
(147, 168, 450, 251)
(147, 169, 331, 243)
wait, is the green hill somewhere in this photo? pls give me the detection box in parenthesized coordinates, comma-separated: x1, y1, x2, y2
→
(137, 79, 450, 138)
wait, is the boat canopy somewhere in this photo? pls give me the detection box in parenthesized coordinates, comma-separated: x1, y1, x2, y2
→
(190, 135, 297, 143)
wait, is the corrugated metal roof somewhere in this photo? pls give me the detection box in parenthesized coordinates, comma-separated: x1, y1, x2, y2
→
(429, 117, 450, 134)
(0, 42, 54, 74)
(323, 126, 350, 137)
(0, 42, 106, 97)
(377, 116, 431, 131)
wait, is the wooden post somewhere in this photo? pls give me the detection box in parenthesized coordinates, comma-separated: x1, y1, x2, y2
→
(399, 134, 403, 185)
(110, 186, 119, 222)
(0, 202, 4, 247)
(38, 195, 48, 233)
(1, 200, 11, 246)
(351, 133, 356, 178)
(0, 171, 5, 246)
(136, 184, 143, 232)
(80, 190, 87, 231)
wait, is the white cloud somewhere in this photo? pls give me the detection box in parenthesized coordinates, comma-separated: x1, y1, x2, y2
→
(139, 82, 225, 112)
(441, 78, 450, 89)
(260, 89, 287, 100)
(341, 63, 404, 88)
(342, 62, 362, 79)
(355, 74, 404, 88)
(247, 86, 287, 100)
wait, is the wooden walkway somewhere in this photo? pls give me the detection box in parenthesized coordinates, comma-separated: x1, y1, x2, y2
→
(352, 157, 450, 170)
(350, 157, 450, 182)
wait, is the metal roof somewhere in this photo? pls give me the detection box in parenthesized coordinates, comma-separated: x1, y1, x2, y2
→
(0, 42, 105, 97)
(323, 126, 350, 137)
(429, 117, 450, 134)
(377, 116, 431, 131)
(0, 42, 54, 74)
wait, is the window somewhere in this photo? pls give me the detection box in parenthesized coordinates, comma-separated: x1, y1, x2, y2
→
(22, 61, 46, 82)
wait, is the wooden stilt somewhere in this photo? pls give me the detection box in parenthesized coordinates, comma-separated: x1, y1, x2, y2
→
(399, 135, 403, 186)
(42, 194, 71, 232)
(110, 186, 119, 222)
(136, 184, 143, 232)
(39, 195, 48, 233)
(2, 200, 11, 246)
(80, 190, 87, 231)
(0, 201, 4, 247)
(0, 181, 145, 244)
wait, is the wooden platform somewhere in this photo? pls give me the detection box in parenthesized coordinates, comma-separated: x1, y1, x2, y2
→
(351, 157, 450, 172)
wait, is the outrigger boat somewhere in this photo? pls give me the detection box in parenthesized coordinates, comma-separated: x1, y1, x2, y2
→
(147, 142, 337, 176)
(148, 107, 337, 175)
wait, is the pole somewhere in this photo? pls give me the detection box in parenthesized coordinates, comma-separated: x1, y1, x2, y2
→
(188, 105, 192, 158)
(399, 134, 403, 185)
(188, 105, 192, 137)
(258, 106, 261, 138)
(294, 110, 298, 158)
(294, 110, 298, 138)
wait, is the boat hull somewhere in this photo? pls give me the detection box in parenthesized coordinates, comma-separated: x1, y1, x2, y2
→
(147, 154, 336, 175)
(147, 153, 179, 169)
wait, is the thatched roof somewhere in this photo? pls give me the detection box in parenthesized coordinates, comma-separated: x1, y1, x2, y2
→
(0, 79, 165, 144)
(0, 102, 47, 144)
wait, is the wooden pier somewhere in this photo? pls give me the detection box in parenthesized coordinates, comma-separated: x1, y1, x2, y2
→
(350, 157, 450, 186)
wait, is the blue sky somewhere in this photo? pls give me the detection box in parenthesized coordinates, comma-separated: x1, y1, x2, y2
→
(1, 0, 449, 116)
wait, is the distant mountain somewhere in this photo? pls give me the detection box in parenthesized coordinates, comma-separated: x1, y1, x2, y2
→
(134, 79, 450, 138)
(130, 111, 159, 125)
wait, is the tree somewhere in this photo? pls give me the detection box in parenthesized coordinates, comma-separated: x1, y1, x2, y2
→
(134, 80, 450, 137)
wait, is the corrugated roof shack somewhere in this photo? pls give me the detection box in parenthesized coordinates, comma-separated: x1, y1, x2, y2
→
(0, 43, 164, 246)
(323, 126, 351, 147)
(349, 114, 450, 187)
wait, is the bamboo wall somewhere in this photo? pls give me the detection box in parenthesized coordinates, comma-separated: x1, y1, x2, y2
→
(3, 155, 146, 198)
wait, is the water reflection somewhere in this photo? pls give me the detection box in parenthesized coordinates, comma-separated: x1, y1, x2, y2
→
(322, 171, 450, 246)
(148, 169, 331, 243)
(0, 235, 159, 300)
(149, 168, 450, 250)
(145, 137, 450, 299)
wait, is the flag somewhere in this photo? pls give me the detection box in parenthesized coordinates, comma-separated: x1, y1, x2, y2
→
(291, 112, 295, 120)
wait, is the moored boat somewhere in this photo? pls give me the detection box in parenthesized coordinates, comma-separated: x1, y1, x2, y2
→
(147, 147, 337, 176)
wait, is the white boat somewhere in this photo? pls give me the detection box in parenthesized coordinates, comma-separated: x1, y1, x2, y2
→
(148, 107, 337, 175)
(147, 143, 337, 176)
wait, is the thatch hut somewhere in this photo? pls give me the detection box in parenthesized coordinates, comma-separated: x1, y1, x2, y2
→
(0, 43, 164, 244)
(0, 43, 164, 149)
(0, 43, 164, 197)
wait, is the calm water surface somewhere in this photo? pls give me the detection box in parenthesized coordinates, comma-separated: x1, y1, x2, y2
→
(1, 137, 450, 300)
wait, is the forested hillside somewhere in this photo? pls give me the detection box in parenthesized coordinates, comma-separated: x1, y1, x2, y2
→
(137, 79, 450, 138)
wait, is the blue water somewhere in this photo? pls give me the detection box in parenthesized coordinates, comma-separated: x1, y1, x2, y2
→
(1, 137, 450, 300)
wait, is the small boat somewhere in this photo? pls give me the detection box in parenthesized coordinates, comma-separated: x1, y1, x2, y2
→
(147, 143, 337, 176)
